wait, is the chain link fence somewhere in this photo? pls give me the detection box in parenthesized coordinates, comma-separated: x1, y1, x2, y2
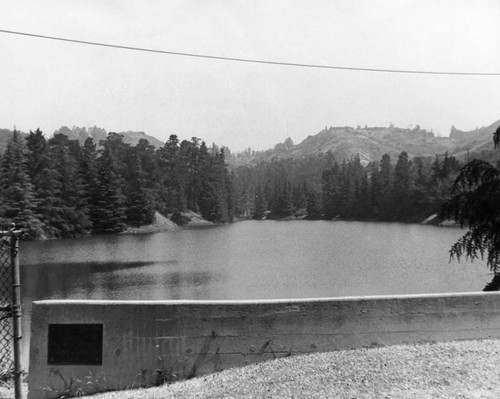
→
(0, 235, 13, 381)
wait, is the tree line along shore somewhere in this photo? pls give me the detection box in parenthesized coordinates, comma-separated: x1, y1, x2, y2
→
(0, 129, 474, 239)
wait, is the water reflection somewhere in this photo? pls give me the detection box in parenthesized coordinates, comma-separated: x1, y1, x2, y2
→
(21, 261, 218, 301)
(22, 261, 160, 298)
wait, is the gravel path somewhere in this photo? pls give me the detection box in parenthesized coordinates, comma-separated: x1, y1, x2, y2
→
(90, 339, 500, 399)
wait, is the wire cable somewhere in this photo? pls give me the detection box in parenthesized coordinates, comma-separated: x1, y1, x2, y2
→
(1, 28, 499, 76)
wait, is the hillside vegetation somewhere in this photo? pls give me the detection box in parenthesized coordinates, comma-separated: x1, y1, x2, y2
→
(227, 120, 500, 224)
(228, 119, 500, 167)
(0, 130, 232, 239)
(0, 120, 498, 239)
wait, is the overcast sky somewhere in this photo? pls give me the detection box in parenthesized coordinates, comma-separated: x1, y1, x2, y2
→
(0, 0, 499, 152)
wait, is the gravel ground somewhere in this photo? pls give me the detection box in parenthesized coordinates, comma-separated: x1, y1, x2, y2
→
(0, 382, 27, 399)
(89, 339, 500, 399)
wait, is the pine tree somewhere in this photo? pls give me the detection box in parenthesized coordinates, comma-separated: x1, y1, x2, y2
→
(253, 184, 267, 219)
(392, 151, 412, 219)
(90, 138, 127, 234)
(322, 162, 341, 219)
(196, 143, 231, 223)
(340, 155, 363, 218)
(306, 190, 322, 219)
(125, 149, 155, 226)
(292, 183, 307, 212)
(25, 128, 48, 183)
(48, 134, 91, 237)
(81, 137, 98, 230)
(358, 172, 370, 219)
(368, 162, 381, 218)
(441, 127, 500, 290)
(26, 129, 65, 237)
(379, 153, 393, 219)
(0, 130, 44, 237)
(177, 138, 201, 212)
(157, 134, 186, 214)
(279, 182, 294, 217)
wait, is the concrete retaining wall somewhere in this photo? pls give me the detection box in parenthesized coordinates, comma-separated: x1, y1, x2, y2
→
(28, 293, 500, 398)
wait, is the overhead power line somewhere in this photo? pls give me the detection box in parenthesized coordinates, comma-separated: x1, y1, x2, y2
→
(1, 28, 499, 76)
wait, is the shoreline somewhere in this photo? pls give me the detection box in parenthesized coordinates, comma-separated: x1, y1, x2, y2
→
(27, 212, 461, 241)
(122, 214, 460, 235)
(121, 211, 214, 235)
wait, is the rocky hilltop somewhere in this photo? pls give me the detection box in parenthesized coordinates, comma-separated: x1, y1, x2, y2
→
(52, 126, 164, 148)
(0, 126, 164, 152)
(229, 119, 500, 166)
(449, 120, 500, 160)
(289, 125, 452, 164)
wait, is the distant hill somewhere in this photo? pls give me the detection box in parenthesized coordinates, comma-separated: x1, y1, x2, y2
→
(289, 126, 453, 164)
(0, 126, 164, 155)
(1, 119, 499, 166)
(117, 130, 164, 148)
(448, 119, 500, 162)
(52, 126, 164, 148)
(228, 120, 500, 166)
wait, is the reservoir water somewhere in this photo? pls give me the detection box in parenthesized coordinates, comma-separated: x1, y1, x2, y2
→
(21, 220, 490, 302)
(19, 220, 490, 365)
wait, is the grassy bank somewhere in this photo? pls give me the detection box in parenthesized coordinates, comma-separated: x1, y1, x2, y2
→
(89, 339, 500, 399)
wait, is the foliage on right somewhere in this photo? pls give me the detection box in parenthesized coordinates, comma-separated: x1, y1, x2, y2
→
(441, 127, 500, 290)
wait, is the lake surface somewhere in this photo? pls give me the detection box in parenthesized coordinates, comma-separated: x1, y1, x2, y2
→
(19, 220, 490, 365)
(21, 220, 490, 302)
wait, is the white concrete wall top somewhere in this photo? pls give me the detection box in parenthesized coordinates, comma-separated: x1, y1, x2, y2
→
(32, 291, 497, 306)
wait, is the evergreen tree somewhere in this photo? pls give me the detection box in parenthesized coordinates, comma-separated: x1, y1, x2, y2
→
(125, 148, 155, 226)
(279, 182, 294, 217)
(223, 150, 234, 221)
(441, 127, 500, 290)
(253, 184, 267, 219)
(81, 137, 98, 230)
(25, 128, 48, 183)
(367, 162, 381, 218)
(48, 134, 91, 237)
(90, 137, 127, 234)
(358, 172, 370, 219)
(157, 134, 186, 214)
(322, 162, 341, 219)
(177, 138, 201, 212)
(378, 153, 393, 218)
(432, 154, 441, 182)
(341, 155, 364, 218)
(292, 183, 307, 212)
(198, 142, 216, 220)
(0, 130, 43, 237)
(392, 151, 412, 219)
(306, 190, 322, 219)
(26, 129, 65, 237)
(413, 157, 428, 187)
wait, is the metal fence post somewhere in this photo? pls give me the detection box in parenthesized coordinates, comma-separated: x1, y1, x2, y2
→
(10, 228, 22, 399)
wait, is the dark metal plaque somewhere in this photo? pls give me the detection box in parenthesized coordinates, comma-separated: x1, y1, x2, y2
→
(48, 324, 103, 365)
